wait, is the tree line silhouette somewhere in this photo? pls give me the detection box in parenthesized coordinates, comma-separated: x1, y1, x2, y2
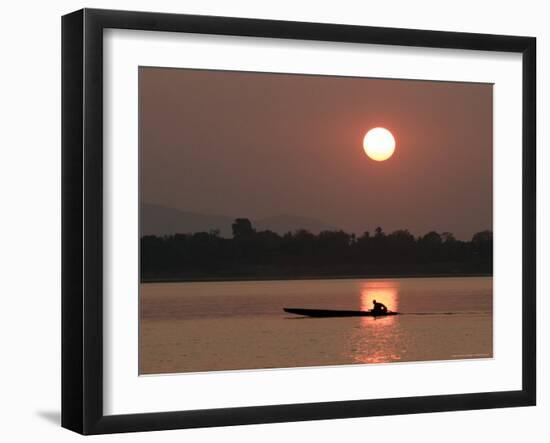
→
(141, 218, 492, 281)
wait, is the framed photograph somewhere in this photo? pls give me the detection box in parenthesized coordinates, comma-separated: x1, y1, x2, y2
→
(62, 8, 536, 434)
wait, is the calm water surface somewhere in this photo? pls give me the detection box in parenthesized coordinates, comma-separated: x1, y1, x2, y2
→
(140, 276, 492, 374)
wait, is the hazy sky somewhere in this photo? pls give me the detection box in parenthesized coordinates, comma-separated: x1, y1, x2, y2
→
(140, 67, 492, 240)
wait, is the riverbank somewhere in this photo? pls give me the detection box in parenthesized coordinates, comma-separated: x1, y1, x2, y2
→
(141, 272, 492, 284)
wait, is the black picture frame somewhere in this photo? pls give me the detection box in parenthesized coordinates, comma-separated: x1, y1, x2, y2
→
(62, 8, 536, 435)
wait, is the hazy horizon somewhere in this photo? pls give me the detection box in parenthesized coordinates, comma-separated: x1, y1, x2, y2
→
(141, 201, 491, 240)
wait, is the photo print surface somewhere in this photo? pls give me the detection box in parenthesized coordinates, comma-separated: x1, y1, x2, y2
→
(139, 67, 493, 375)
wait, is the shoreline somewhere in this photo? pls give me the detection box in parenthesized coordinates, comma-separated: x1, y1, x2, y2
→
(140, 272, 492, 284)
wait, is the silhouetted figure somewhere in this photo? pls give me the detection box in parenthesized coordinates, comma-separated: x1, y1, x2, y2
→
(372, 299, 388, 314)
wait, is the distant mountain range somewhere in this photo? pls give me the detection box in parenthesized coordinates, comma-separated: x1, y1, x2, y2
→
(254, 215, 338, 235)
(141, 203, 338, 237)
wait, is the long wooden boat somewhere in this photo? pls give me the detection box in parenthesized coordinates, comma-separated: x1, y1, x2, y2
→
(283, 307, 399, 318)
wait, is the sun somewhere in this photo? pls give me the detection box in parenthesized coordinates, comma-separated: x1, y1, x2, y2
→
(363, 127, 396, 161)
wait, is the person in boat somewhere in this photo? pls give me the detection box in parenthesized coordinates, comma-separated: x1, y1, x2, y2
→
(372, 299, 388, 314)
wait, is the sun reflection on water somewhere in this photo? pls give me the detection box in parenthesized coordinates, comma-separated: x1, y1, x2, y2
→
(349, 280, 403, 364)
